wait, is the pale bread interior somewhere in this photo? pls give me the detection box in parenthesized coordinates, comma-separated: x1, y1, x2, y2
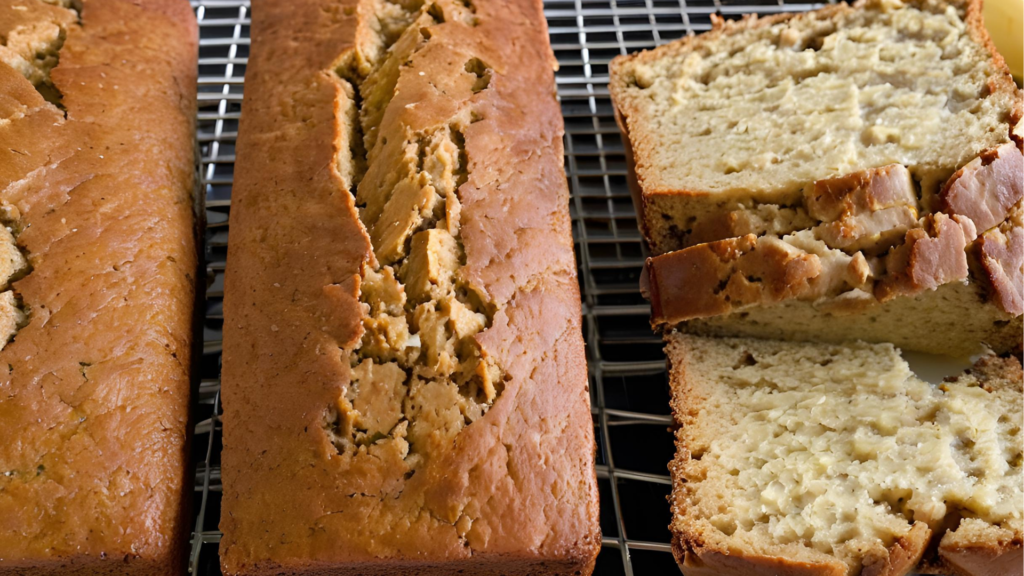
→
(669, 334, 1023, 572)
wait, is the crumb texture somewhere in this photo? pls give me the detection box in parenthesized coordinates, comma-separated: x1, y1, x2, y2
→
(323, 5, 505, 460)
(0, 0, 77, 104)
(619, 0, 1014, 196)
(609, 0, 1022, 253)
(668, 334, 1023, 573)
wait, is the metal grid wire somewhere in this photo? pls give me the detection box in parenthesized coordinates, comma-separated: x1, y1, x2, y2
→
(187, 1, 827, 573)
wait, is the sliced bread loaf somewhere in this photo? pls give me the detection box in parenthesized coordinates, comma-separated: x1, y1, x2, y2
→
(667, 333, 1023, 576)
(609, 0, 1022, 255)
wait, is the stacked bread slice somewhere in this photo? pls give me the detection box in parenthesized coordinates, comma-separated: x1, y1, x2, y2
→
(611, 0, 1022, 357)
(610, 0, 1024, 573)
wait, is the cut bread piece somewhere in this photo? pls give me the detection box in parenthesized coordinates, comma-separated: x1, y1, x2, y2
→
(939, 142, 1024, 234)
(666, 333, 1023, 576)
(973, 204, 1024, 317)
(609, 0, 1023, 255)
(647, 206, 1023, 356)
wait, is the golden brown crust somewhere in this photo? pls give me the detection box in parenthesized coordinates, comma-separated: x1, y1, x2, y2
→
(671, 536, 847, 576)
(875, 213, 970, 302)
(939, 143, 1024, 234)
(940, 544, 1023, 576)
(959, 0, 1024, 147)
(647, 234, 823, 326)
(686, 209, 768, 248)
(975, 223, 1024, 316)
(613, 102, 654, 248)
(861, 523, 930, 576)
(808, 164, 919, 253)
(935, 499, 1023, 576)
(645, 211, 1021, 356)
(0, 0, 198, 574)
(219, 0, 599, 574)
(966, 353, 1024, 386)
(808, 165, 915, 221)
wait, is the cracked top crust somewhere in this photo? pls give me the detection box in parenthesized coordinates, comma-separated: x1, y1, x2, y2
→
(218, 0, 599, 574)
(0, 0, 198, 574)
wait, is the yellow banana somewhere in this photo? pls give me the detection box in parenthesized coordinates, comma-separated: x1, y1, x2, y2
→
(984, 0, 1023, 81)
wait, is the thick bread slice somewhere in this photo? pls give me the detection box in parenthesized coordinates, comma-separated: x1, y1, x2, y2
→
(647, 201, 1023, 356)
(609, 0, 1022, 255)
(666, 333, 1023, 576)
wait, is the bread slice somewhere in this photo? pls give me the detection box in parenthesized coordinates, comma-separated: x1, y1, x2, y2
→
(609, 0, 1022, 255)
(666, 333, 1023, 576)
(646, 202, 1023, 356)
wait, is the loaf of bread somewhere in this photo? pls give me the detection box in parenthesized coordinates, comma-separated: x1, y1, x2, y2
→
(611, 0, 1023, 356)
(218, 0, 600, 574)
(667, 333, 1023, 576)
(0, 0, 198, 574)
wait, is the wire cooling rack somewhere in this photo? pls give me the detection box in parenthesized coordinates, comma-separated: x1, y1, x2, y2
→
(188, 0, 828, 573)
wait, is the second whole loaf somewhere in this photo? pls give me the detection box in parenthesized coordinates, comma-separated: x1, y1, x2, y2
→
(219, 0, 601, 575)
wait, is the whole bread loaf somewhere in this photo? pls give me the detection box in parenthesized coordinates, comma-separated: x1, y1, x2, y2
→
(218, 0, 600, 574)
(667, 333, 1023, 576)
(0, 0, 198, 574)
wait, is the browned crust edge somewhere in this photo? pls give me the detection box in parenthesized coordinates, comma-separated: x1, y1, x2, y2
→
(665, 334, 847, 576)
(612, 101, 654, 250)
(938, 535, 1024, 576)
(974, 223, 1024, 316)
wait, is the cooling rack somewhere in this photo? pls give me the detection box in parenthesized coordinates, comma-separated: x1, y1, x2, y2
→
(188, 0, 829, 573)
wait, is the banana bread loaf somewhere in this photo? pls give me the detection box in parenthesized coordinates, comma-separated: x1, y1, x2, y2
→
(218, 0, 600, 574)
(0, 0, 198, 574)
(667, 333, 1023, 576)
